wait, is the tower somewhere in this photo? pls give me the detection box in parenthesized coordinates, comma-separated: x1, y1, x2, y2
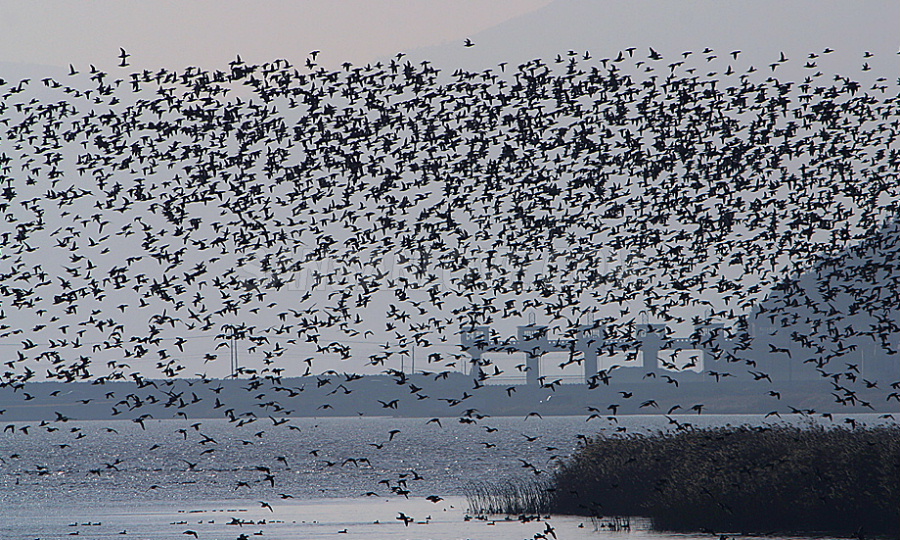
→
(635, 323, 667, 373)
(461, 326, 491, 378)
(693, 319, 726, 369)
(517, 324, 548, 386)
(576, 323, 605, 383)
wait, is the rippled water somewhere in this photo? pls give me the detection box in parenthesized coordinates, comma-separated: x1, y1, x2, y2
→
(1, 414, 886, 539)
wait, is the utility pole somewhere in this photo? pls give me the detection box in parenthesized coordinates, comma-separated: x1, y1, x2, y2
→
(230, 330, 239, 378)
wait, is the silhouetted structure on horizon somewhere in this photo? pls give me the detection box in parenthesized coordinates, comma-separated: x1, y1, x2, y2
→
(461, 318, 733, 386)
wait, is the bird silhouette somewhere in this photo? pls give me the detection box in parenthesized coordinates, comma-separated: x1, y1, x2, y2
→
(0, 44, 896, 540)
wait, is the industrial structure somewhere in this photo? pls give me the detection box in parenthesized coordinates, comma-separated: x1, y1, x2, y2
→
(461, 318, 731, 386)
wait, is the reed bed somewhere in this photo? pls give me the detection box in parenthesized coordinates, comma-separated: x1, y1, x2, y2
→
(464, 478, 554, 516)
(551, 425, 899, 536)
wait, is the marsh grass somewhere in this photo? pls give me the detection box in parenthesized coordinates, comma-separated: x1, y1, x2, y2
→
(473, 425, 899, 536)
(464, 478, 554, 516)
(551, 425, 900, 535)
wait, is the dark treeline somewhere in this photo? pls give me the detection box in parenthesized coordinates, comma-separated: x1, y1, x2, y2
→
(475, 425, 899, 536)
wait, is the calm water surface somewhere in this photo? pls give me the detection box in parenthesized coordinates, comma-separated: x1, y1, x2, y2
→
(1, 414, 888, 539)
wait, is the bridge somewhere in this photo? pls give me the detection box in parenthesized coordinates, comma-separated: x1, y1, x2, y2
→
(460, 320, 731, 386)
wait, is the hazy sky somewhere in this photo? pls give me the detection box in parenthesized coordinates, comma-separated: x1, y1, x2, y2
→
(1, 0, 898, 380)
(0, 0, 551, 71)
(1, 0, 897, 75)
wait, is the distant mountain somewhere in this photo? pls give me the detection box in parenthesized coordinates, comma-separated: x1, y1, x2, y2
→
(745, 218, 900, 385)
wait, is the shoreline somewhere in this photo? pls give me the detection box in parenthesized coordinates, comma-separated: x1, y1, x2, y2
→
(1, 373, 894, 422)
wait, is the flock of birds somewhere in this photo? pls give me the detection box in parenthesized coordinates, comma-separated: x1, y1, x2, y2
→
(0, 41, 899, 537)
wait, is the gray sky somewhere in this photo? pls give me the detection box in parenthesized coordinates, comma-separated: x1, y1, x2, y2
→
(1, 0, 898, 381)
(0, 0, 551, 72)
(1, 0, 897, 75)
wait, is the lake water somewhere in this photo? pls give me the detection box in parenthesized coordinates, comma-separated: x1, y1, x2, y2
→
(1, 414, 890, 539)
